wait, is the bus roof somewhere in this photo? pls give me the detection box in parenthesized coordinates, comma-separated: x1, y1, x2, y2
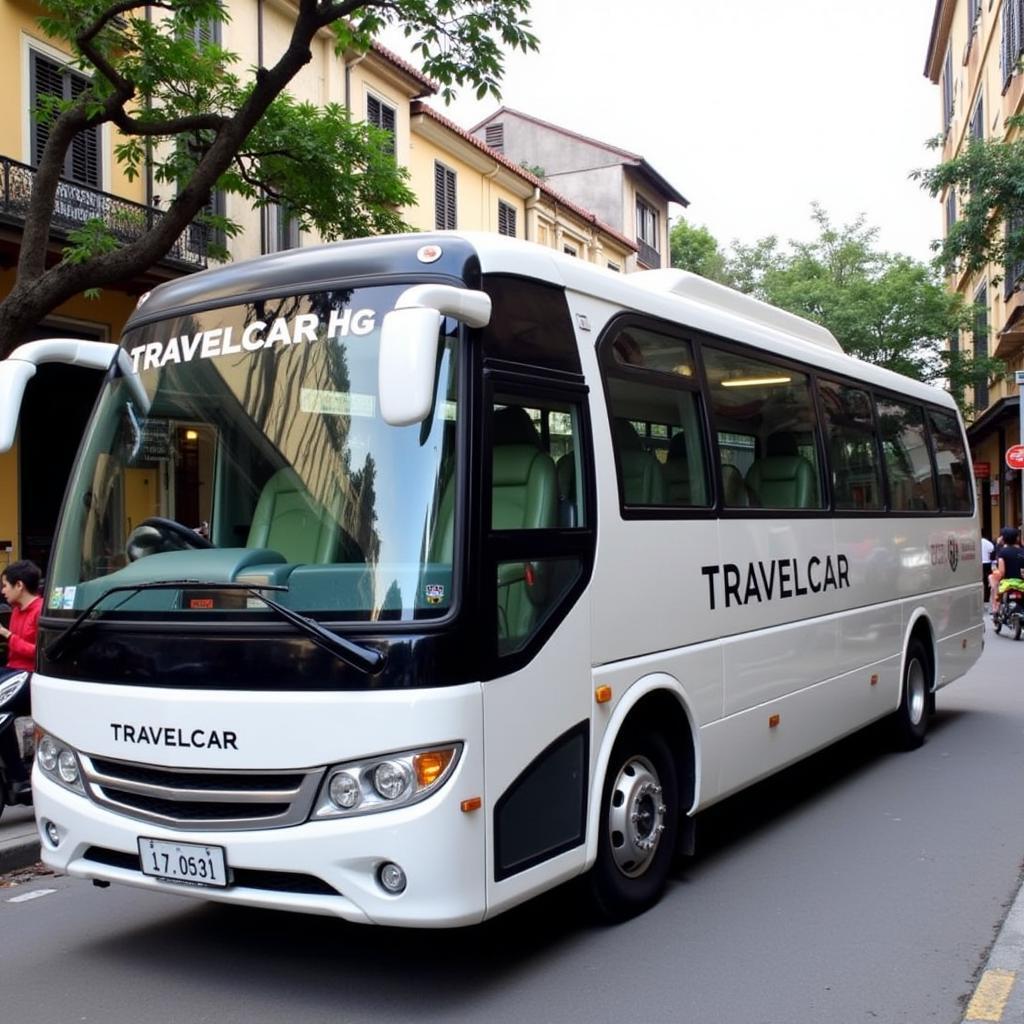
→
(126, 231, 957, 413)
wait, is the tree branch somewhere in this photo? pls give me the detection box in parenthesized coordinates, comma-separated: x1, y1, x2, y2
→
(110, 107, 230, 137)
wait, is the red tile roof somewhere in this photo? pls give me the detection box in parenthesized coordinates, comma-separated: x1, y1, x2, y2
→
(368, 40, 439, 96)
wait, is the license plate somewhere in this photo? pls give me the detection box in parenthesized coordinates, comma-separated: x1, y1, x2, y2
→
(138, 838, 228, 888)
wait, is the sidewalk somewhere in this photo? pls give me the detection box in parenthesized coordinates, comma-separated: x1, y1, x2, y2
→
(0, 803, 40, 873)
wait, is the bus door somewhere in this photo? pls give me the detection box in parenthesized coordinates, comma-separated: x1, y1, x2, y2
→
(480, 377, 596, 916)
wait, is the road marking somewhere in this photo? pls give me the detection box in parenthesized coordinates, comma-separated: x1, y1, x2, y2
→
(964, 969, 1016, 1021)
(6, 888, 56, 904)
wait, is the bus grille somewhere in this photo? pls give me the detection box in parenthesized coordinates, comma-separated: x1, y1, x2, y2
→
(80, 755, 326, 831)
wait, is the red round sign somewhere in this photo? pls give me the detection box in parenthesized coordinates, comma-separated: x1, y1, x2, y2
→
(1007, 444, 1024, 470)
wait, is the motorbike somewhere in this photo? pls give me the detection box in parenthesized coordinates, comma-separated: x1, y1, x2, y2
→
(993, 579, 1024, 641)
(0, 668, 33, 819)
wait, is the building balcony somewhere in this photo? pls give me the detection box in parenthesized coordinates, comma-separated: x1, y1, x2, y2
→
(636, 238, 660, 269)
(0, 155, 207, 273)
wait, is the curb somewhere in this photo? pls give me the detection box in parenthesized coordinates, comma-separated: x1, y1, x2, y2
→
(963, 865, 1024, 1022)
(0, 834, 40, 874)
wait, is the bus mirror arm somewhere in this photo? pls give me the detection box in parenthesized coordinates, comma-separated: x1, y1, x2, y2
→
(379, 285, 491, 427)
(0, 338, 124, 452)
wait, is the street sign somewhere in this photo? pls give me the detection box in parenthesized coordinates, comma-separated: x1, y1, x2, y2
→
(974, 461, 991, 479)
(1007, 444, 1024, 470)
(1016, 369, 1024, 384)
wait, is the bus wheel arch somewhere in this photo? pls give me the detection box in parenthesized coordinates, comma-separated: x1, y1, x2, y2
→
(586, 680, 697, 921)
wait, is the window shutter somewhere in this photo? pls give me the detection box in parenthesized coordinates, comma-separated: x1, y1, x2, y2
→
(434, 162, 456, 230)
(485, 123, 504, 152)
(31, 54, 65, 168)
(498, 200, 516, 237)
(69, 73, 100, 187)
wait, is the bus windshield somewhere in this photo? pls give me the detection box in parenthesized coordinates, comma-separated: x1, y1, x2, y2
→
(47, 285, 459, 622)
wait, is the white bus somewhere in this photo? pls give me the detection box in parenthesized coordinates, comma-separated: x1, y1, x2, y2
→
(0, 233, 982, 926)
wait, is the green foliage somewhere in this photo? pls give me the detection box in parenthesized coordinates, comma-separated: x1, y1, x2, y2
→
(668, 218, 730, 283)
(27, 0, 537, 274)
(913, 115, 1024, 280)
(684, 206, 980, 412)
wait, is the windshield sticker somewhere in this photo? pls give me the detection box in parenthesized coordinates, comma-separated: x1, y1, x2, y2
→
(300, 388, 376, 418)
(424, 583, 445, 605)
(61, 586, 77, 610)
(128, 307, 377, 373)
(49, 587, 64, 610)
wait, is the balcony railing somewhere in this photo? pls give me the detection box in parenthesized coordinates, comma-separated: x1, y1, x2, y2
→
(636, 237, 660, 269)
(0, 155, 207, 271)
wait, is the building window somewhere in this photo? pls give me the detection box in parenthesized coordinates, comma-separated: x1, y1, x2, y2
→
(607, 261, 621, 273)
(485, 123, 504, 152)
(31, 52, 101, 188)
(974, 282, 989, 412)
(945, 190, 957, 233)
(969, 95, 984, 142)
(1006, 214, 1024, 297)
(1002, 0, 1024, 88)
(434, 161, 456, 230)
(563, 244, 577, 257)
(266, 201, 299, 253)
(497, 199, 517, 238)
(943, 47, 954, 133)
(366, 94, 396, 156)
(968, 0, 981, 34)
(636, 197, 659, 250)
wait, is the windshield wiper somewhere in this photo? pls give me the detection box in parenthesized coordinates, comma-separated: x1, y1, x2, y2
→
(45, 580, 384, 674)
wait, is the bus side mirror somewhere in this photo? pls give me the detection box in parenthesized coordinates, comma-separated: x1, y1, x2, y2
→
(0, 339, 122, 452)
(379, 285, 491, 427)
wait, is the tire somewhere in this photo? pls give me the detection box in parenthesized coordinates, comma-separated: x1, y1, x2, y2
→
(893, 639, 930, 750)
(587, 728, 678, 923)
(994, 607, 1004, 635)
(1014, 616, 1023, 642)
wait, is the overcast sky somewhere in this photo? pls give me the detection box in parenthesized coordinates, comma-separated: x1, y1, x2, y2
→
(390, 0, 943, 263)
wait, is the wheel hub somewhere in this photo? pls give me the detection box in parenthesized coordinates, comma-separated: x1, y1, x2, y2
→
(607, 755, 667, 878)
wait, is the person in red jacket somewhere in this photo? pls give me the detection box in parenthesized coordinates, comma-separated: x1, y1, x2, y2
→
(0, 560, 41, 802)
(0, 560, 42, 670)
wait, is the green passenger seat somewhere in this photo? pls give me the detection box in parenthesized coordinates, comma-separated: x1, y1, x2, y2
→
(663, 432, 691, 505)
(721, 462, 750, 507)
(492, 407, 557, 642)
(246, 467, 340, 564)
(744, 433, 818, 509)
(613, 419, 665, 504)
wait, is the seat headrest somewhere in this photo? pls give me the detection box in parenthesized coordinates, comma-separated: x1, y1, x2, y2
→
(667, 432, 688, 462)
(766, 433, 798, 457)
(613, 418, 643, 451)
(493, 406, 540, 447)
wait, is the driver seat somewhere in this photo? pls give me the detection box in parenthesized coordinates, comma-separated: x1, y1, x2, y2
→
(246, 467, 339, 564)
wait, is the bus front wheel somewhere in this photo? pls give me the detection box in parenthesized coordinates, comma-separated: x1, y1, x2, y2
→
(893, 638, 930, 750)
(588, 727, 678, 922)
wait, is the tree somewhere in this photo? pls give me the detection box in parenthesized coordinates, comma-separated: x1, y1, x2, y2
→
(668, 217, 730, 283)
(725, 205, 992, 416)
(913, 115, 1024, 281)
(2, 0, 538, 356)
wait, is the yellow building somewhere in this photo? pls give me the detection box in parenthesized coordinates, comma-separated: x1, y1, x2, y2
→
(406, 102, 637, 270)
(925, 0, 1024, 535)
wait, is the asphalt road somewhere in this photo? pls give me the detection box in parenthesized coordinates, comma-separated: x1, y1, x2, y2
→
(2, 623, 1023, 1024)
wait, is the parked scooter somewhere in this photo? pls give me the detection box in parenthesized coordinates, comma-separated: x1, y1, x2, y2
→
(993, 579, 1024, 641)
(0, 668, 33, 818)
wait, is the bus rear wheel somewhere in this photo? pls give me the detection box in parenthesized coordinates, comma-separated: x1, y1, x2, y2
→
(588, 728, 678, 922)
(893, 638, 930, 750)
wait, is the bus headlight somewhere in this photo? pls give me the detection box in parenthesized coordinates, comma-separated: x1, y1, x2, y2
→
(35, 731, 86, 796)
(312, 743, 462, 819)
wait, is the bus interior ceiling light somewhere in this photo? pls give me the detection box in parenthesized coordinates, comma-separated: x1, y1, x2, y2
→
(721, 376, 792, 388)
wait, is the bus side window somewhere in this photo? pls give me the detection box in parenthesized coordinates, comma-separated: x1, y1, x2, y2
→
(875, 397, 938, 512)
(602, 324, 709, 510)
(703, 346, 824, 510)
(819, 379, 883, 510)
(927, 408, 973, 513)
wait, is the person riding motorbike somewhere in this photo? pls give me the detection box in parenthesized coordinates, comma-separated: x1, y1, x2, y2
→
(993, 529, 1024, 633)
(0, 559, 42, 805)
